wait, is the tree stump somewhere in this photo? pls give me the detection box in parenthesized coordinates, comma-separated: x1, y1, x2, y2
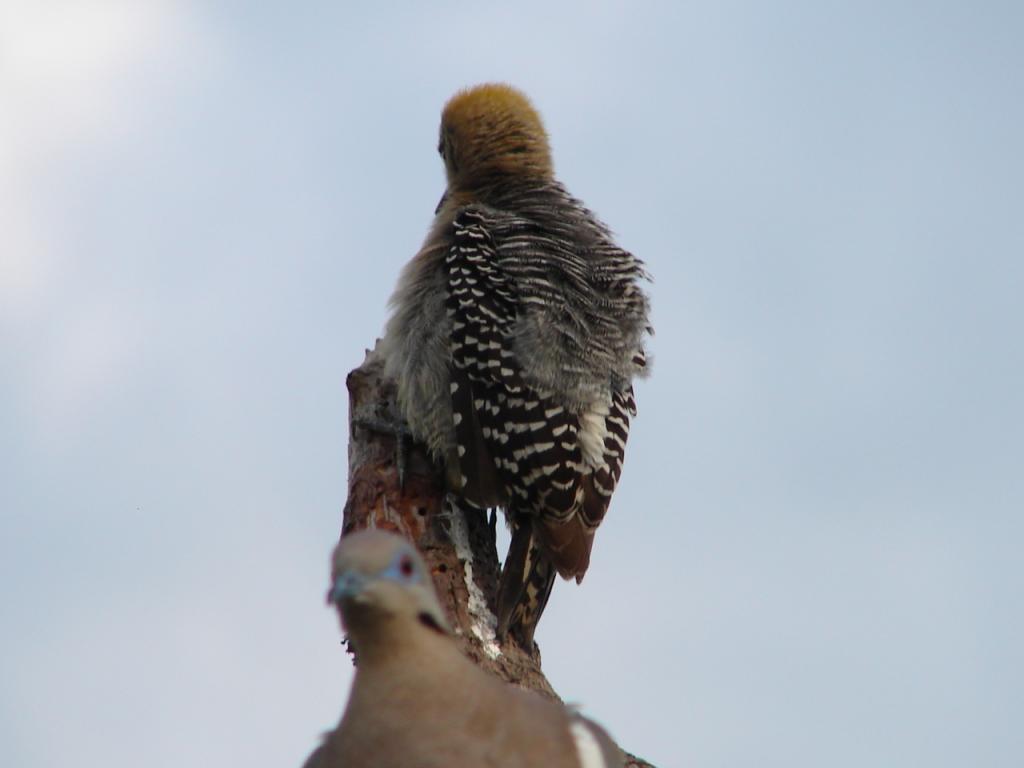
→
(341, 344, 654, 767)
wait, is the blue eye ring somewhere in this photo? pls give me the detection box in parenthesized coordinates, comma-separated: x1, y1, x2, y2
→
(381, 547, 421, 584)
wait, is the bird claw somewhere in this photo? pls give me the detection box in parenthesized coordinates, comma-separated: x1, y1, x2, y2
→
(353, 415, 413, 492)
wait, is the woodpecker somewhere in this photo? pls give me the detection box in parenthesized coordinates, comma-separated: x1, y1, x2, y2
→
(379, 83, 651, 646)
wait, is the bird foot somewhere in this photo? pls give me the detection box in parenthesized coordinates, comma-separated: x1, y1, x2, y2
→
(353, 415, 413, 491)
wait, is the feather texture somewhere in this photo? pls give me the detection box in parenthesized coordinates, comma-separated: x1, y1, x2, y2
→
(379, 84, 652, 643)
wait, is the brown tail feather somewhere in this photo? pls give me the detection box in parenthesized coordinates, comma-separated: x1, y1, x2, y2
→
(535, 512, 595, 582)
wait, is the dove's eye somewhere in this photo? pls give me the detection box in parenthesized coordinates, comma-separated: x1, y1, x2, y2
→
(398, 554, 416, 579)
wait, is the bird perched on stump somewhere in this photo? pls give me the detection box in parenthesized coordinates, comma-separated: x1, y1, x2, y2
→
(303, 529, 624, 768)
(379, 83, 652, 646)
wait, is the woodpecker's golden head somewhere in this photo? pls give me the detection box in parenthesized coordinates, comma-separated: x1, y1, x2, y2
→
(438, 83, 553, 193)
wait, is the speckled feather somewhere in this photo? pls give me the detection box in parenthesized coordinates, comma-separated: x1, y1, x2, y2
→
(379, 84, 651, 643)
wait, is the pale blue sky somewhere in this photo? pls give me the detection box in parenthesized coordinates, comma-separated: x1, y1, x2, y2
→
(2, 2, 1022, 766)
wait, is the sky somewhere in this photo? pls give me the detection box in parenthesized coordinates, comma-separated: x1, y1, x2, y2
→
(1, 1, 1022, 766)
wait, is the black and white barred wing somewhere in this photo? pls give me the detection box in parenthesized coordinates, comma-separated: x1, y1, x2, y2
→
(443, 207, 635, 580)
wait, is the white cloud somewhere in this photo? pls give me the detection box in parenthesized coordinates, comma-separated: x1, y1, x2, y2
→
(0, 1, 224, 452)
(0, 1, 197, 139)
(0, 0, 220, 324)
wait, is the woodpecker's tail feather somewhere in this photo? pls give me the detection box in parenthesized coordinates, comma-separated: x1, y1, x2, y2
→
(535, 511, 595, 584)
(496, 519, 556, 648)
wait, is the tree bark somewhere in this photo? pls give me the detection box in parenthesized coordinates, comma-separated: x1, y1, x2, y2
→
(341, 345, 654, 768)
